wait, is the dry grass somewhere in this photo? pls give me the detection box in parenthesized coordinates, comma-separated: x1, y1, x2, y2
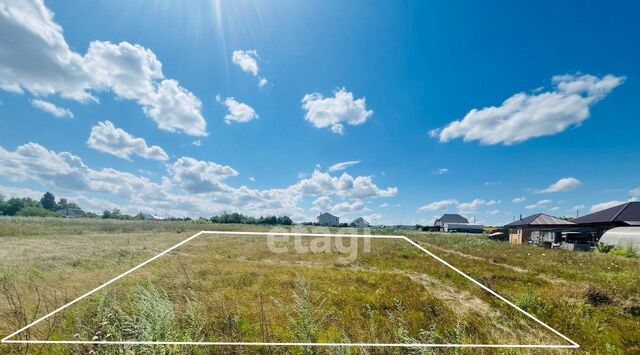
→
(0, 217, 638, 354)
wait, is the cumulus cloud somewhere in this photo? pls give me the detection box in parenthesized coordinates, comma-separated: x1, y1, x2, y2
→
(232, 50, 259, 76)
(525, 199, 552, 209)
(216, 96, 258, 124)
(87, 121, 168, 161)
(457, 198, 486, 212)
(294, 170, 397, 199)
(0, 0, 206, 136)
(31, 99, 73, 118)
(538, 177, 581, 193)
(431, 73, 625, 145)
(417, 199, 458, 212)
(169, 157, 238, 193)
(0, 142, 396, 220)
(328, 160, 360, 172)
(512, 197, 526, 203)
(232, 49, 267, 87)
(301, 88, 373, 134)
(485, 199, 501, 206)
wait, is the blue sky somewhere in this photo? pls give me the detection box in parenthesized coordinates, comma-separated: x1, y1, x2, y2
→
(1, 0, 639, 225)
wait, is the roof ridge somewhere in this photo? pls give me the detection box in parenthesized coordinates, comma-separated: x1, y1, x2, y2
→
(611, 201, 631, 221)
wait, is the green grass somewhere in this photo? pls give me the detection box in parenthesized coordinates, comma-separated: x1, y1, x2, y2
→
(0, 217, 639, 354)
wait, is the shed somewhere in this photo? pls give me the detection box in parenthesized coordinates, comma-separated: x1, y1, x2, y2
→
(599, 227, 640, 248)
(505, 213, 575, 245)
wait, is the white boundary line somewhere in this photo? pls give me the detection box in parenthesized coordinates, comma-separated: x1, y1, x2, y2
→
(1, 230, 579, 349)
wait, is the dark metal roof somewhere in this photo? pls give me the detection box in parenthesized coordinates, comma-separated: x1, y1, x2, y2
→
(572, 202, 640, 224)
(505, 213, 575, 227)
(439, 213, 469, 224)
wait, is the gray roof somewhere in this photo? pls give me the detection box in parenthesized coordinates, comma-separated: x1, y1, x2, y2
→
(438, 214, 469, 224)
(505, 213, 575, 227)
(318, 212, 338, 218)
(572, 202, 640, 224)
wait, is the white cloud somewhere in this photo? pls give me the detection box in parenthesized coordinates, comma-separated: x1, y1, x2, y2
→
(232, 50, 260, 76)
(525, 199, 552, 209)
(590, 198, 637, 213)
(331, 200, 366, 214)
(248, 177, 255, 182)
(433, 168, 448, 175)
(512, 197, 526, 203)
(301, 88, 373, 134)
(31, 99, 73, 118)
(328, 160, 360, 172)
(379, 202, 389, 208)
(630, 187, 640, 197)
(549, 206, 560, 212)
(431, 73, 625, 145)
(169, 157, 238, 194)
(0, 142, 396, 221)
(0, 0, 206, 136)
(417, 199, 459, 212)
(538, 177, 581, 193)
(457, 198, 485, 213)
(232, 49, 268, 87)
(486, 199, 501, 206)
(486, 210, 501, 215)
(192, 140, 202, 147)
(312, 196, 333, 211)
(87, 121, 168, 161)
(217, 96, 258, 124)
(294, 170, 397, 199)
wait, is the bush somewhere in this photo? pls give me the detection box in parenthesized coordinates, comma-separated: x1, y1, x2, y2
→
(596, 242, 615, 253)
(16, 206, 61, 217)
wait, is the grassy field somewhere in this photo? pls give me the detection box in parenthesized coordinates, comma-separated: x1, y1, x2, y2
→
(0, 218, 638, 354)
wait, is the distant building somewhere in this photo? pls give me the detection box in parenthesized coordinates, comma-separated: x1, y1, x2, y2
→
(142, 213, 166, 221)
(434, 214, 469, 228)
(317, 212, 339, 226)
(572, 202, 640, 238)
(351, 217, 370, 228)
(56, 207, 84, 218)
(505, 213, 575, 246)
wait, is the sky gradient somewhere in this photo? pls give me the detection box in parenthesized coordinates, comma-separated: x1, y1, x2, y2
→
(1, 0, 639, 225)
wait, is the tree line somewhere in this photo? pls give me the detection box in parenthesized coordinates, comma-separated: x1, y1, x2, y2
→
(0, 192, 82, 217)
(0, 192, 294, 225)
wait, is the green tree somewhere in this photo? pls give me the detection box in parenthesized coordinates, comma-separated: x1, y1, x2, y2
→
(40, 192, 57, 211)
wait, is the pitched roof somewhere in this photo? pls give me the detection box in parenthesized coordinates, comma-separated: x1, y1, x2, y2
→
(505, 213, 575, 227)
(572, 202, 640, 224)
(439, 213, 469, 224)
(318, 212, 338, 218)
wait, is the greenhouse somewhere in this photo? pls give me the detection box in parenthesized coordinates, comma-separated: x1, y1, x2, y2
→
(599, 227, 640, 248)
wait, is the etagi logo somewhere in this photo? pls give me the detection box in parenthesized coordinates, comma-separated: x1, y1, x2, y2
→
(267, 226, 371, 262)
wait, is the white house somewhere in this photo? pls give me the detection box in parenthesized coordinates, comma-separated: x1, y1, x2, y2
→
(317, 212, 339, 226)
(351, 217, 370, 228)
